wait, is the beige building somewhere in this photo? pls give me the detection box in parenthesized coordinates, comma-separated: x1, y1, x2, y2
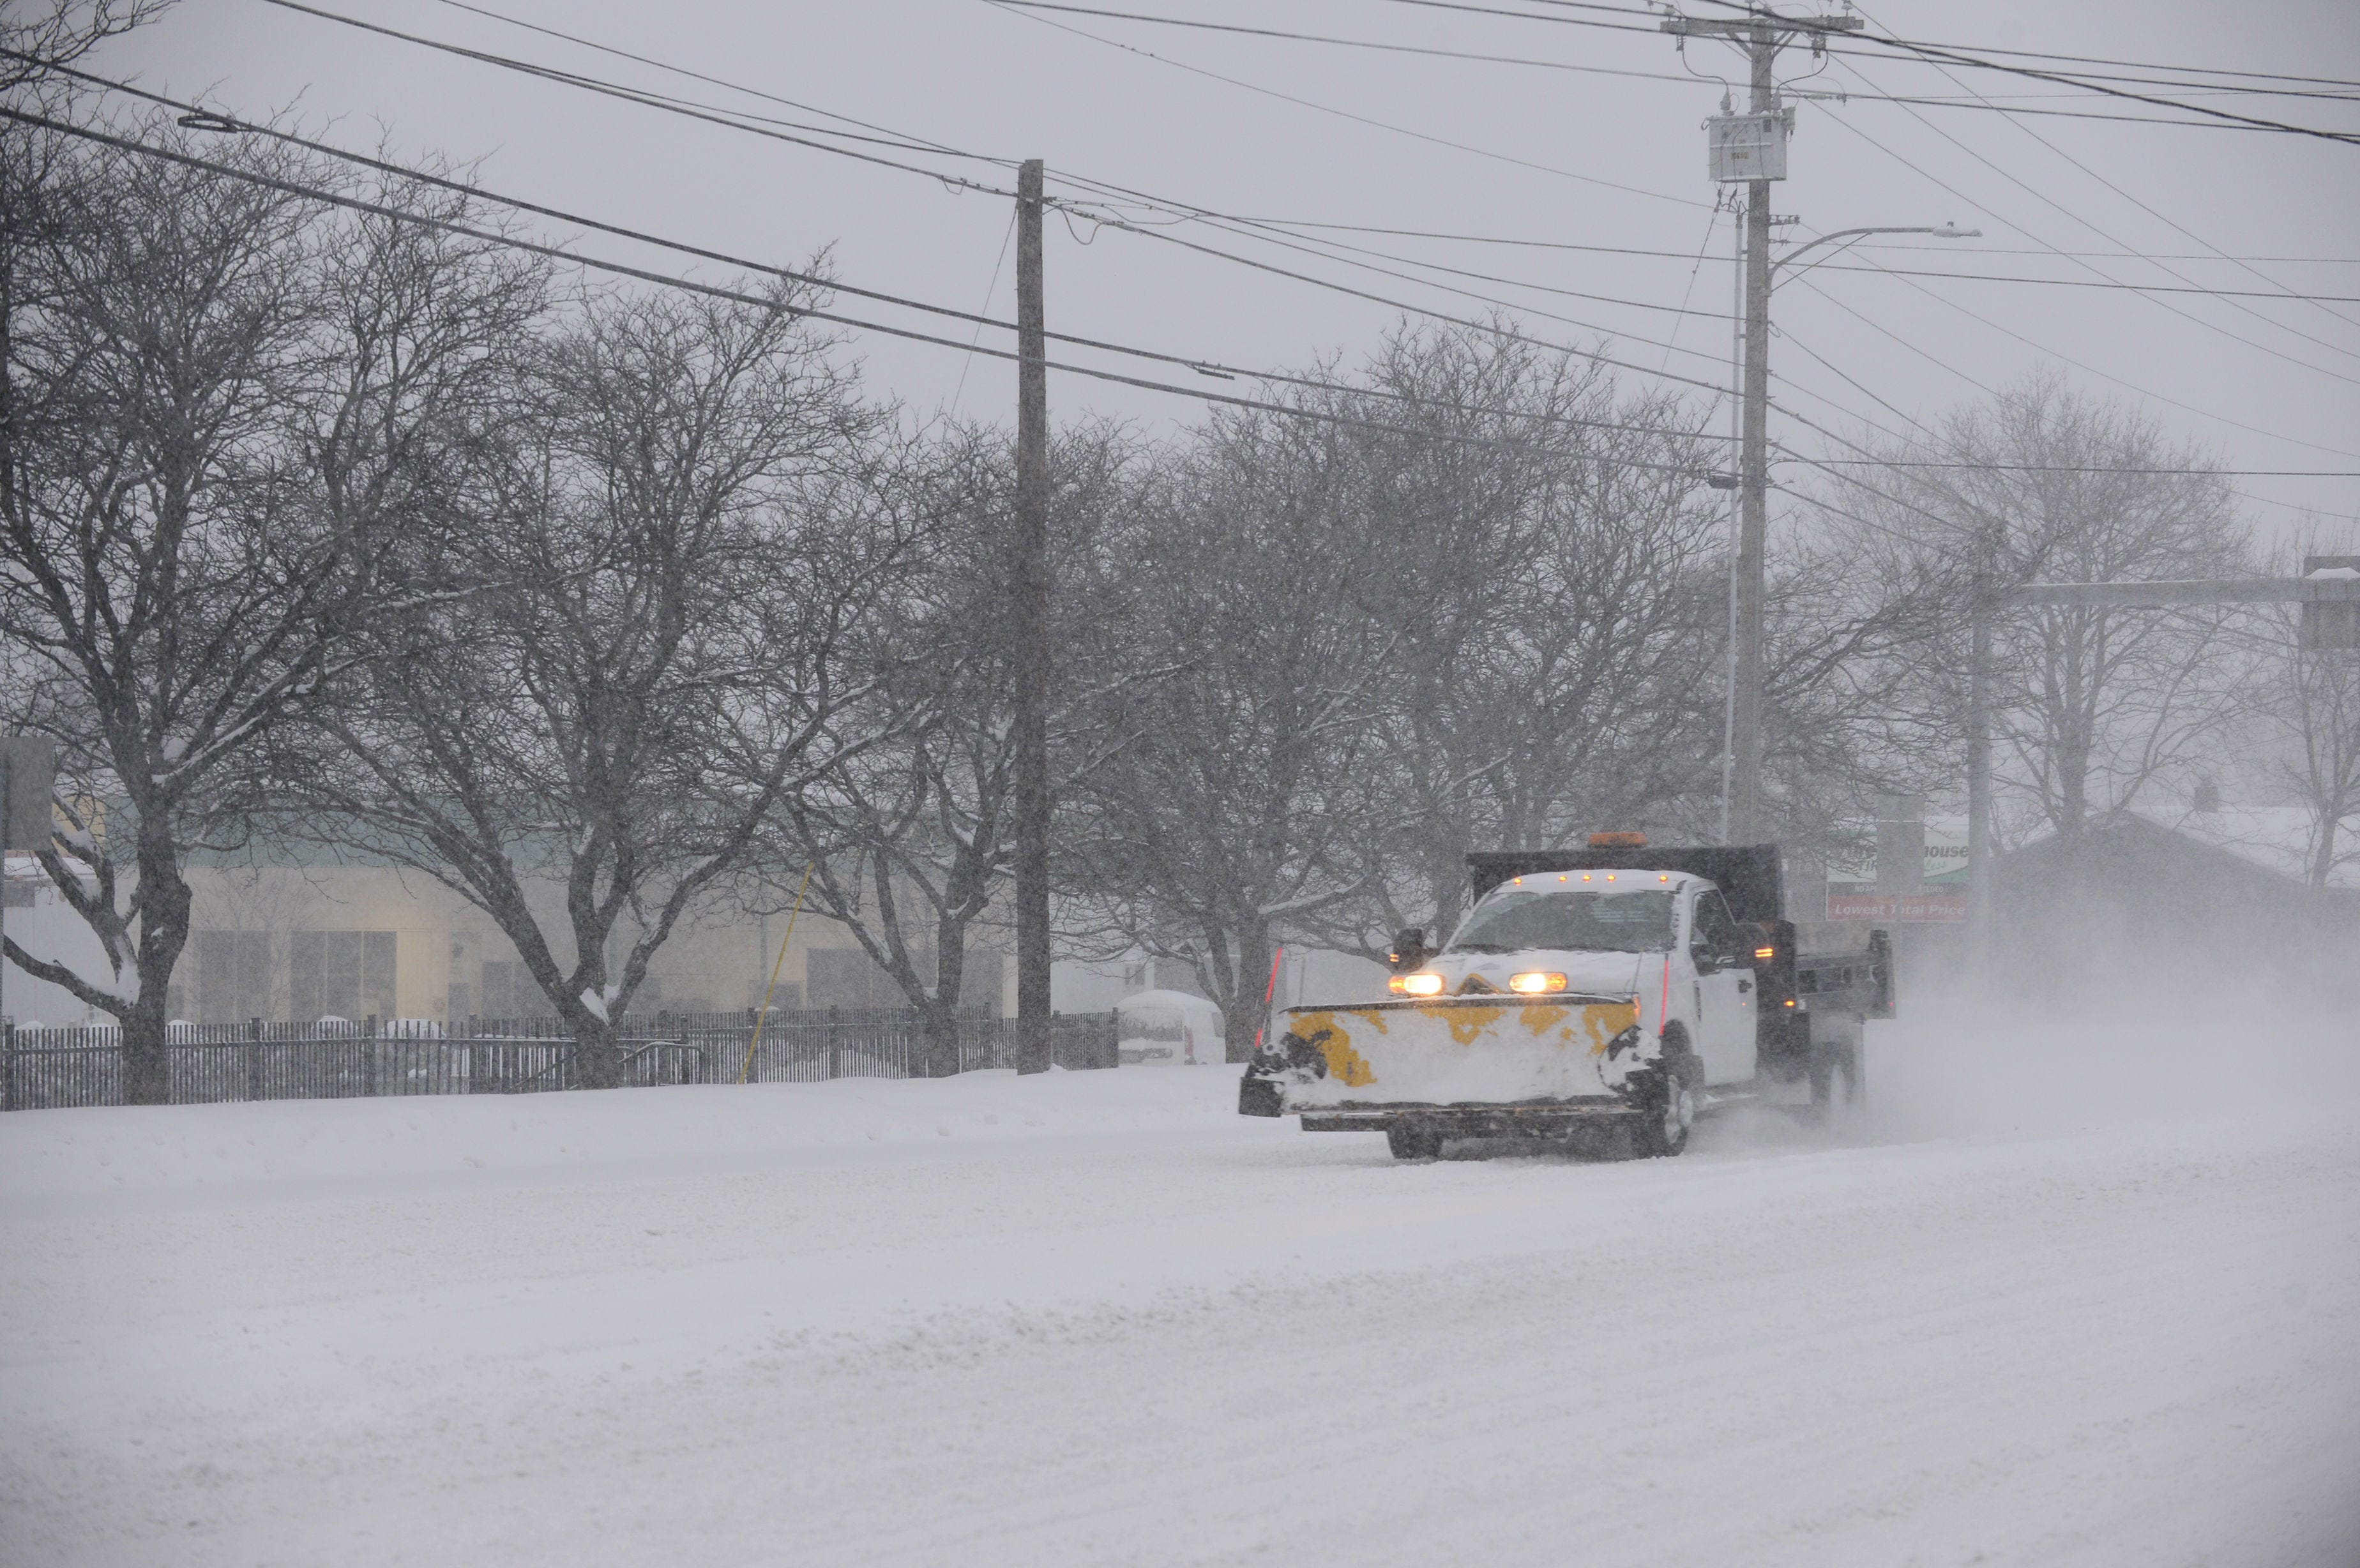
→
(151, 853, 1011, 1029)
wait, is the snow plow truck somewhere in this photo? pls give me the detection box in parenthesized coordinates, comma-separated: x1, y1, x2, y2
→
(1238, 836, 1895, 1159)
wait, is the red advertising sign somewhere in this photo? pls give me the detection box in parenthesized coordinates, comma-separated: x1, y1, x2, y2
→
(1825, 889, 1967, 923)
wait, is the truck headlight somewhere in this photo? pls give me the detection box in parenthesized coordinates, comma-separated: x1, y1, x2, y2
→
(1389, 972, 1445, 997)
(1509, 971, 1566, 994)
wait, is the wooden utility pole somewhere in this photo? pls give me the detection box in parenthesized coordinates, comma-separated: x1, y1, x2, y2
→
(1964, 564, 1993, 974)
(1013, 158, 1052, 1076)
(1664, 8, 1861, 843)
(1733, 18, 1775, 846)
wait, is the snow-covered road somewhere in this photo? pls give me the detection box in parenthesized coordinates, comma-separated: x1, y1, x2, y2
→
(4, 1016, 2357, 1567)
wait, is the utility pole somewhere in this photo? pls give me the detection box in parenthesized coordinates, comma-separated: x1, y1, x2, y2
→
(1665, 6, 1861, 844)
(1717, 191, 1742, 847)
(1012, 158, 1053, 1076)
(1964, 554, 1993, 975)
(1734, 19, 1775, 848)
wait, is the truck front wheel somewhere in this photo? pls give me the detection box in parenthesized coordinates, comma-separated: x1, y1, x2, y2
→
(1633, 1030, 1700, 1157)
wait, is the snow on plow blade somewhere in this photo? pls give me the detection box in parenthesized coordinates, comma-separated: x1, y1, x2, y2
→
(1269, 995, 1643, 1112)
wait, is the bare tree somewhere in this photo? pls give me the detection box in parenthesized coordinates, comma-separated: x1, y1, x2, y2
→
(296, 280, 903, 1085)
(2254, 525, 2360, 889)
(1333, 326, 1728, 945)
(769, 422, 1135, 1076)
(0, 0, 172, 91)
(1817, 377, 2253, 846)
(0, 121, 536, 1098)
(1071, 402, 1395, 1061)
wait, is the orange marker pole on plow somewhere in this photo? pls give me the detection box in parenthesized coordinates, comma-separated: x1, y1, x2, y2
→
(1252, 946, 1286, 1056)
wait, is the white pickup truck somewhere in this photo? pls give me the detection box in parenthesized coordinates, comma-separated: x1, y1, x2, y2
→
(1238, 839, 1893, 1159)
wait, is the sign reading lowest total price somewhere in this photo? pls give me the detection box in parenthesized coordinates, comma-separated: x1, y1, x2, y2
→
(1825, 822, 1969, 923)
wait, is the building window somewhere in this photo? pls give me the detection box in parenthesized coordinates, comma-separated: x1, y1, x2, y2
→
(806, 946, 1002, 1016)
(480, 959, 538, 1020)
(191, 930, 274, 1023)
(289, 930, 397, 1022)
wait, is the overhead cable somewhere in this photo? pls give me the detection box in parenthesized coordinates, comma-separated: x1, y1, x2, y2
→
(992, 0, 2360, 137)
(3, 105, 1720, 465)
(978, 0, 1710, 208)
(1835, 9, 2360, 345)
(1809, 98, 2360, 392)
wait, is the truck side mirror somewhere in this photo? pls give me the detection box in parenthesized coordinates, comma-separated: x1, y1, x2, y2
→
(1388, 928, 1429, 972)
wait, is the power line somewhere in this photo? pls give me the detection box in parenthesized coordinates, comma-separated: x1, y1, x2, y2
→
(1232, 215, 2360, 299)
(245, 0, 2360, 476)
(1802, 458, 2360, 478)
(1077, 204, 1739, 320)
(422, 0, 983, 164)
(4, 105, 1724, 464)
(1789, 241, 2360, 460)
(1049, 195, 1734, 391)
(257, 1, 2360, 319)
(1804, 26, 2360, 91)
(246, 0, 1757, 399)
(1784, 267, 2360, 304)
(1842, 29, 2360, 144)
(1218, 220, 2360, 267)
(1054, 170, 1739, 324)
(994, 0, 2360, 136)
(1835, 8, 2360, 345)
(977, 0, 1710, 208)
(1378, 0, 2360, 111)
(255, 1, 1012, 188)
(988, 0, 1706, 82)
(1809, 93, 2360, 396)
(1675, 0, 2360, 98)
(1769, 292, 2338, 519)
(974, 10, 2360, 472)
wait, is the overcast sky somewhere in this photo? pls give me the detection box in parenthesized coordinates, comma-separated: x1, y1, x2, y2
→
(98, 0, 2360, 536)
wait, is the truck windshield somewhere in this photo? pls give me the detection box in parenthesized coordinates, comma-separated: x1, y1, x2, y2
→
(1446, 888, 1675, 955)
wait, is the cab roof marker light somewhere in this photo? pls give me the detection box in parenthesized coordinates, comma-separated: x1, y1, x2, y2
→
(1398, 972, 1445, 997)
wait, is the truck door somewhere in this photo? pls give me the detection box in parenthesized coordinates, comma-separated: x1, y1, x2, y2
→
(1686, 890, 1757, 1084)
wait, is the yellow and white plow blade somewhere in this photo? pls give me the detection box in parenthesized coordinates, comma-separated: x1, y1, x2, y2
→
(1275, 995, 1641, 1110)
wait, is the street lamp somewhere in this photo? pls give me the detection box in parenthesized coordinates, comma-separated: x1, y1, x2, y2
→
(1773, 223, 1981, 288)
(1716, 219, 1980, 847)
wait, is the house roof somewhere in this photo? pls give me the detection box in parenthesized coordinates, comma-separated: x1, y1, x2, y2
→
(2001, 810, 2360, 912)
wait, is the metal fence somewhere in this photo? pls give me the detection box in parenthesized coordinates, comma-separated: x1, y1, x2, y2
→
(0, 1007, 1121, 1112)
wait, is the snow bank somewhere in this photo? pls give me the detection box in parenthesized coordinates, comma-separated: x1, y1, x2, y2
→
(4, 1030, 2357, 1568)
(0, 1066, 1283, 1204)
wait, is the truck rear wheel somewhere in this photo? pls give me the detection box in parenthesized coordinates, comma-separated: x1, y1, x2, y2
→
(1809, 1025, 1863, 1110)
(1386, 1125, 1444, 1161)
(1633, 1032, 1700, 1158)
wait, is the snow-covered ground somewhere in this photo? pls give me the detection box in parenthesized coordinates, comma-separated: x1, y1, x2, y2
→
(4, 1011, 2357, 1567)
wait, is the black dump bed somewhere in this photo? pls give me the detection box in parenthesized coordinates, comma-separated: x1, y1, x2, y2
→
(1465, 844, 1786, 926)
